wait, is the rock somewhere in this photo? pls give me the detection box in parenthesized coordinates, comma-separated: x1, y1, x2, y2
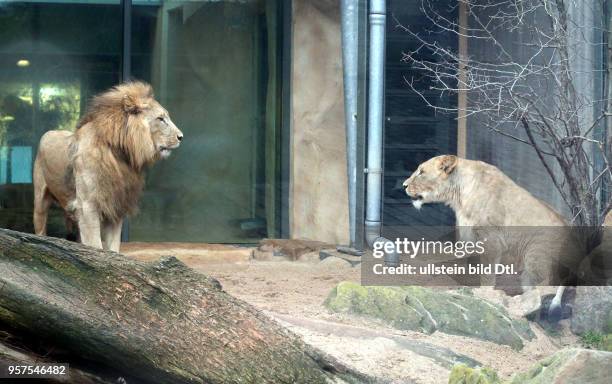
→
(318, 256, 352, 269)
(448, 364, 500, 384)
(252, 248, 277, 261)
(320, 249, 362, 267)
(297, 251, 322, 263)
(325, 283, 431, 332)
(507, 289, 543, 318)
(449, 349, 612, 384)
(510, 348, 612, 384)
(324, 282, 534, 349)
(571, 286, 612, 335)
(258, 239, 333, 260)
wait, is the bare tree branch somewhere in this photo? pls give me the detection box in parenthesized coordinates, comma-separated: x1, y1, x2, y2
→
(396, 0, 610, 226)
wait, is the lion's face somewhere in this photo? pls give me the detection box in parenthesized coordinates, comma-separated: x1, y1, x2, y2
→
(402, 155, 458, 209)
(145, 102, 183, 159)
(76, 81, 184, 169)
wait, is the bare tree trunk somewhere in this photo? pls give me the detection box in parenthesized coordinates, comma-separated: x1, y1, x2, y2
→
(0, 229, 373, 384)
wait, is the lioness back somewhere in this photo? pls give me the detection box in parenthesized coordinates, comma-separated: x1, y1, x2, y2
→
(465, 160, 567, 227)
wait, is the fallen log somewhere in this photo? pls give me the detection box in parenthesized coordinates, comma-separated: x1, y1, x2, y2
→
(0, 229, 373, 383)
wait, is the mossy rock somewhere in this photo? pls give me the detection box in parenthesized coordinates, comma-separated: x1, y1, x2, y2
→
(571, 286, 612, 335)
(510, 348, 612, 384)
(324, 282, 435, 333)
(449, 364, 501, 384)
(324, 282, 534, 349)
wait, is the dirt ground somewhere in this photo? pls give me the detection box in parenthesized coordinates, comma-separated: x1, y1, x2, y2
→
(121, 243, 581, 384)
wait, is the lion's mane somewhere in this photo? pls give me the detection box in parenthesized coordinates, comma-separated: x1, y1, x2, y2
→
(74, 82, 161, 223)
(77, 82, 159, 170)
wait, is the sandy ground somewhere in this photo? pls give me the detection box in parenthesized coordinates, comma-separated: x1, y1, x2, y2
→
(122, 244, 581, 384)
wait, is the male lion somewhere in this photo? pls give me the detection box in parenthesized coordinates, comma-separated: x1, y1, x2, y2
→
(402, 155, 584, 317)
(33, 82, 183, 251)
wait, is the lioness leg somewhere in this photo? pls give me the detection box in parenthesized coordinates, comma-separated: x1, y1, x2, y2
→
(101, 219, 123, 252)
(548, 286, 566, 321)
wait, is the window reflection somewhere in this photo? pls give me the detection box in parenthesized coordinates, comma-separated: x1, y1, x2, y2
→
(0, 1, 120, 235)
(0, 0, 282, 243)
(130, 0, 282, 243)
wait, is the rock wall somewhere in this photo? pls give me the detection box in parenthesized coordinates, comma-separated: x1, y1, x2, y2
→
(290, 0, 349, 244)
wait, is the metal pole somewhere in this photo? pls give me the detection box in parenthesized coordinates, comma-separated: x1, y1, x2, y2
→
(364, 0, 397, 264)
(365, 0, 385, 247)
(354, 0, 368, 250)
(341, 0, 359, 249)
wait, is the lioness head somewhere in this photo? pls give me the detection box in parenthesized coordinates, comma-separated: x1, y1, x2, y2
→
(402, 155, 458, 209)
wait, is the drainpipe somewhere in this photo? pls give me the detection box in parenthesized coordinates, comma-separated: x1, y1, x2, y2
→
(365, 0, 398, 264)
(365, 0, 385, 244)
(341, 0, 359, 249)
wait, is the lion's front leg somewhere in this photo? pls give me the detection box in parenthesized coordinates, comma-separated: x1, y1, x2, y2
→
(102, 219, 123, 252)
(77, 201, 103, 249)
(73, 157, 104, 249)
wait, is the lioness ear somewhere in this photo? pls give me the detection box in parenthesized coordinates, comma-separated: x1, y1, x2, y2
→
(439, 155, 458, 175)
(123, 94, 147, 114)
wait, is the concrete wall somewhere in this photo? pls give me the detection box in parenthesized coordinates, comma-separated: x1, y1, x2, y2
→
(290, 0, 350, 244)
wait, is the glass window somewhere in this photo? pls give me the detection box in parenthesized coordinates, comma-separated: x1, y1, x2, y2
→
(0, 0, 283, 243)
(129, 0, 283, 243)
(383, 0, 457, 239)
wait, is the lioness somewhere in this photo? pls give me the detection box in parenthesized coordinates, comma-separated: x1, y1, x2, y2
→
(33, 82, 183, 251)
(403, 155, 567, 227)
(402, 155, 583, 316)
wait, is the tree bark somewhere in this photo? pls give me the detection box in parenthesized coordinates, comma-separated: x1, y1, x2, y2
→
(0, 229, 373, 384)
